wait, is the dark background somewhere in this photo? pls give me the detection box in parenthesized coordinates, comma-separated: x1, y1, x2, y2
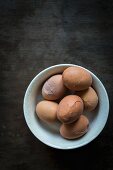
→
(0, 0, 113, 170)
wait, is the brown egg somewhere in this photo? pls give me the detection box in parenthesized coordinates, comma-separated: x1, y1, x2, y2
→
(57, 95, 84, 124)
(76, 87, 98, 111)
(42, 74, 66, 100)
(36, 100, 58, 123)
(62, 66, 92, 91)
(60, 115, 89, 139)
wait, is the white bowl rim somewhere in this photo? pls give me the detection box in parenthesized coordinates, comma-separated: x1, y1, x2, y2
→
(23, 64, 109, 149)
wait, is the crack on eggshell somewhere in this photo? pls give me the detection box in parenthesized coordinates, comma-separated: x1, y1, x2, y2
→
(68, 101, 83, 114)
(44, 81, 58, 99)
(59, 100, 83, 124)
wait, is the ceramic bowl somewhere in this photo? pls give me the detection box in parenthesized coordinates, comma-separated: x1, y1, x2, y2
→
(23, 64, 109, 149)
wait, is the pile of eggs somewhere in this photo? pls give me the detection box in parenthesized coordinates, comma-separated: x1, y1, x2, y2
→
(36, 66, 98, 139)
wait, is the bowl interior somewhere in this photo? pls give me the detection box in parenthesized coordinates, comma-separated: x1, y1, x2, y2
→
(24, 64, 109, 149)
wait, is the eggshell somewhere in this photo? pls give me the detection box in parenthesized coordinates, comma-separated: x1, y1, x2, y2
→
(60, 115, 89, 139)
(62, 66, 92, 91)
(42, 74, 66, 100)
(36, 100, 58, 123)
(76, 87, 98, 111)
(57, 95, 84, 124)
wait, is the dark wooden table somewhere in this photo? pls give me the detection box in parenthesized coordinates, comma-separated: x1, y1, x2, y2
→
(0, 0, 113, 169)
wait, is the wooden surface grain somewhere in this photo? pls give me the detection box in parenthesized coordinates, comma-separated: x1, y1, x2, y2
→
(0, 0, 113, 169)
